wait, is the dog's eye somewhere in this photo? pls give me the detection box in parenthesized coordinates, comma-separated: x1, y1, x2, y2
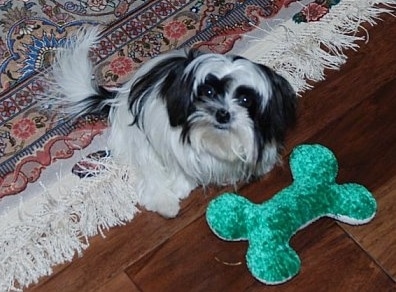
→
(197, 84, 215, 98)
(237, 95, 253, 108)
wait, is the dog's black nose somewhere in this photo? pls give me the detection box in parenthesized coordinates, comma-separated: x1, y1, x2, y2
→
(215, 109, 231, 124)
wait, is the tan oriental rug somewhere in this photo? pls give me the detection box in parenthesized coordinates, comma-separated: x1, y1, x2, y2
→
(0, 0, 394, 290)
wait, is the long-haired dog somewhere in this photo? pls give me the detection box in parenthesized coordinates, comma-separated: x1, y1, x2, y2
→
(46, 28, 297, 218)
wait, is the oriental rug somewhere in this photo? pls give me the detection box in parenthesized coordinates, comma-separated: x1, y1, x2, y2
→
(0, 0, 394, 290)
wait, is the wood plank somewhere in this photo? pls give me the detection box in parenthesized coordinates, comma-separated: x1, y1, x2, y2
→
(300, 77, 396, 190)
(340, 174, 396, 281)
(97, 272, 141, 292)
(285, 14, 396, 149)
(126, 217, 395, 291)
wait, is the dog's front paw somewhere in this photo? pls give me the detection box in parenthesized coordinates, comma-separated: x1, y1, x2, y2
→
(171, 178, 196, 200)
(140, 193, 181, 218)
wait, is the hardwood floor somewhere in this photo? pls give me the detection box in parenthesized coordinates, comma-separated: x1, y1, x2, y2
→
(28, 13, 396, 292)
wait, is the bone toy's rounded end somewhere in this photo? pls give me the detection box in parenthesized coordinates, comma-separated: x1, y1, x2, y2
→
(206, 193, 252, 240)
(247, 242, 301, 285)
(330, 183, 377, 224)
(290, 144, 338, 185)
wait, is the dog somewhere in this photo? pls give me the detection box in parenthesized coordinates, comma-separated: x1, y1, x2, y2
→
(45, 28, 297, 218)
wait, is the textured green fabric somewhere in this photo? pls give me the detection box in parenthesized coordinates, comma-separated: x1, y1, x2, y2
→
(206, 144, 377, 285)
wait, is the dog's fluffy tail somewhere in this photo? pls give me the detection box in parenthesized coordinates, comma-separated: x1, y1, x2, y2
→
(46, 27, 115, 119)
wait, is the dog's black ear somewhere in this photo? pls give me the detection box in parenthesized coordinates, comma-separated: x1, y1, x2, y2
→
(129, 49, 200, 128)
(160, 50, 202, 127)
(257, 64, 297, 144)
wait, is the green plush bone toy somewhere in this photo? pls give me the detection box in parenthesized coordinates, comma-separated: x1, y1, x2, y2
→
(206, 144, 377, 285)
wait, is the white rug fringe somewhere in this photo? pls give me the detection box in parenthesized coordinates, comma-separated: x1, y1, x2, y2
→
(242, 0, 395, 94)
(0, 156, 139, 291)
(0, 0, 394, 291)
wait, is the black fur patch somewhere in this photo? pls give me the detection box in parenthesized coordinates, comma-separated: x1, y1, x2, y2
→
(128, 50, 201, 128)
(255, 64, 297, 150)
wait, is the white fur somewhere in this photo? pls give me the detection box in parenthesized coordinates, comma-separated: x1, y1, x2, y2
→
(109, 94, 278, 217)
(46, 28, 292, 218)
(46, 27, 119, 117)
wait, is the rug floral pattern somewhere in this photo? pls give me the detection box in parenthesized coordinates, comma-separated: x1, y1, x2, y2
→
(0, 0, 337, 198)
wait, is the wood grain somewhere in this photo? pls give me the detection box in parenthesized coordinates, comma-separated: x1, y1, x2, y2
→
(285, 14, 396, 150)
(127, 218, 395, 291)
(97, 272, 140, 292)
(341, 175, 396, 281)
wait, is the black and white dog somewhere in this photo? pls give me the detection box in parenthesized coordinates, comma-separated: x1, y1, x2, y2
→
(47, 28, 297, 217)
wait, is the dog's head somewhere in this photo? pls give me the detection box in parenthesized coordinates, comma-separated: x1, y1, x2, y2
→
(129, 50, 297, 165)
